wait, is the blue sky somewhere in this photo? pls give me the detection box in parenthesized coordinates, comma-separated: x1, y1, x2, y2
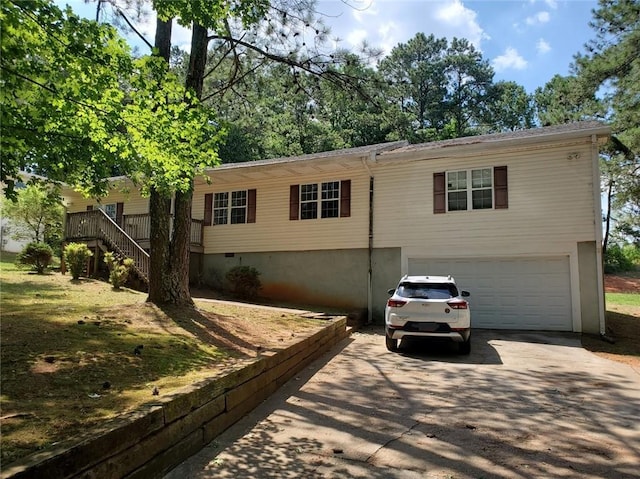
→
(62, 0, 599, 94)
(317, 0, 599, 93)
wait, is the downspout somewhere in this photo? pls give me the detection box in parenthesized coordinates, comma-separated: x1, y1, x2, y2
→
(362, 154, 375, 324)
(591, 134, 606, 336)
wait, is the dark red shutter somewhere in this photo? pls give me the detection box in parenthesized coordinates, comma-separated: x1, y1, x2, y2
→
(289, 185, 299, 220)
(116, 202, 124, 226)
(340, 180, 351, 217)
(494, 166, 508, 209)
(433, 172, 446, 214)
(247, 189, 256, 223)
(86, 205, 93, 211)
(204, 193, 213, 226)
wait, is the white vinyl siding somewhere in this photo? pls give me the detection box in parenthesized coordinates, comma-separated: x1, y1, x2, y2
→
(196, 170, 369, 253)
(64, 182, 149, 215)
(373, 141, 598, 256)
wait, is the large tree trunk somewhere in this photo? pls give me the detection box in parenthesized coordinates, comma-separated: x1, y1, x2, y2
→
(163, 24, 209, 306)
(147, 17, 174, 304)
(148, 190, 171, 302)
(168, 188, 193, 305)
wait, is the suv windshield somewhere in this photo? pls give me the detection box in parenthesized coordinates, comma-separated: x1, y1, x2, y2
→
(396, 282, 459, 299)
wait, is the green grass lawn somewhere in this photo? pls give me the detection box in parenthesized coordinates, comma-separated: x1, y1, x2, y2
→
(0, 252, 327, 466)
(606, 292, 640, 307)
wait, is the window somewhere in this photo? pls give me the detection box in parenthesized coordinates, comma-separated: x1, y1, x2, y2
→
(290, 180, 351, 220)
(204, 190, 256, 226)
(321, 181, 340, 218)
(300, 184, 318, 220)
(213, 192, 229, 225)
(434, 167, 508, 214)
(103, 203, 117, 220)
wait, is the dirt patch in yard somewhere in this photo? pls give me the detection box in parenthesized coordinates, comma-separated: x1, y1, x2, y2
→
(604, 273, 640, 293)
(582, 273, 640, 371)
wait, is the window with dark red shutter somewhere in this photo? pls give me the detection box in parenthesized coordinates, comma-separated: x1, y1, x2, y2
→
(204, 193, 213, 226)
(340, 180, 351, 217)
(289, 185, 299, 220)
(433, 172, 446, 214)
(494, 166, 508, 209)
(116, 202, 124, 226)
(247, 189, 256, 223)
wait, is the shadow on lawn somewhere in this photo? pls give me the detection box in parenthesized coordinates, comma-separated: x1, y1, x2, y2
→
(0, 302, 260, 465)
(582, 311, 640, 358)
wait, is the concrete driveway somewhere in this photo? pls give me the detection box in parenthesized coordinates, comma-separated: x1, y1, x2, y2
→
(165, 327, 640, 479)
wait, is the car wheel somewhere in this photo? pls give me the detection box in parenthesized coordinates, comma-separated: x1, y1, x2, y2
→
(385, 335, 398, 352)
(459, 337, 471, 355)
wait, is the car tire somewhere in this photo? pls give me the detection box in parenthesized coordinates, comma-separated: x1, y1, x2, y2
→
(459, 338, 471, 355)
(385, 335, 398, 352)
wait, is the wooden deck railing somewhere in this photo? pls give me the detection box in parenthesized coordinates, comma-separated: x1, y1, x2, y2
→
(122, 214, 204, 246)
(65, 211, 205, 283)
(66, 210, 150, 282)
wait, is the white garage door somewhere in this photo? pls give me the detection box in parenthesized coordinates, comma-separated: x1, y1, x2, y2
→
(408, 257, 572, 331)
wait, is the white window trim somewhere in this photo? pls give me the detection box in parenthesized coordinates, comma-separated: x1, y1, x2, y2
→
(299, 180, 341, 220)
(446, 167, 494, 212)
(213, 190, 248, 225)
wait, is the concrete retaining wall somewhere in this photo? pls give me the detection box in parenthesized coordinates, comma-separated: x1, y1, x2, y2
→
(2, 318, 349, 479)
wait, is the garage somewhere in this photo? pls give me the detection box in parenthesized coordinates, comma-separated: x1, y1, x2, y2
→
(407, 256, 572, 331)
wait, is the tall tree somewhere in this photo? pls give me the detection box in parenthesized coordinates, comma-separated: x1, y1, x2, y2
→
(0, 0, 136, 198)
(574, 0, 640, 248)
(443, 37, 494, 138)
(0, 182, 64, 245)
(483, 81, 535, 132)
(533, 74, 602, 126)
(378, 33, 448, 141)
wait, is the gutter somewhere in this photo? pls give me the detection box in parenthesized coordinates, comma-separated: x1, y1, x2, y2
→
(362, 154, 375, 325)
(591, 134, 607, 336)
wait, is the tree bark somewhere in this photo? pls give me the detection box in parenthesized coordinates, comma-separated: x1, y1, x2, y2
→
(148, 189, 171, 302)
(147, 17, 174, 304)
(163, 24, 209, 306)
(168, 187, 193, 306)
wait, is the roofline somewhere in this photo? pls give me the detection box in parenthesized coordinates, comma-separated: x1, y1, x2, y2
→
(206, 141, 408, 173)
(378, 122, 611, 161)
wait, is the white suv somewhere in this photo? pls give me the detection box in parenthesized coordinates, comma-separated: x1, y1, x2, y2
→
(384, 275, 471, 354)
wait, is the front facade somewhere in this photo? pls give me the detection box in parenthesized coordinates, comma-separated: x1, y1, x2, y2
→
(63, 121, 610, 334)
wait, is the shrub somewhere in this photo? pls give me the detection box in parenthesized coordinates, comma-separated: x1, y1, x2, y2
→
(64, 242, 93, 280)
(17, 242, 53, 274)
(226, 266, 261, 299)
(604, 243, 635, 273)
(104, 252, 134, 289)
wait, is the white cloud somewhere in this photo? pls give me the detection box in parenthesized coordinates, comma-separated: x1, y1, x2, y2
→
(537, 38, 551, 54)
(377, 21, 400, 55)
(492, 47, 528, 72)
(352, 1, 380, 23)
(526, 11, 550, 25)
(528, 0, 557, 8)
(346, 28, 368, 46)
(434, 0, 488, 50)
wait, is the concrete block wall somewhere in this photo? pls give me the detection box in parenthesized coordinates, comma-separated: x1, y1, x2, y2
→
(2, 318, 348, 479)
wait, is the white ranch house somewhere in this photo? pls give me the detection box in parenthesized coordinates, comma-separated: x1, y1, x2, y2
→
(62, 121, 610, 334)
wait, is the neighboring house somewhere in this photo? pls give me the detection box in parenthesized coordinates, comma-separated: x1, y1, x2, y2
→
(62, 121, 610, 334)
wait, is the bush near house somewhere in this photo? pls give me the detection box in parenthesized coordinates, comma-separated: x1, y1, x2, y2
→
(604, 244, 639, 273)
(103, 252, 134, 289)
(64, 242, 93, 280)
(17, 242, 53, 274)
(226, 266, 261, 299)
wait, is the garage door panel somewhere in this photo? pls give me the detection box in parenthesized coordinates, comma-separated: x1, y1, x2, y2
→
(408, 257, 572, 331)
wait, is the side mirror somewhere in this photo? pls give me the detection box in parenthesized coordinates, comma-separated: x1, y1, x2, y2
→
(461, 291, 470, 297)
(387, 288, 395, 295)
